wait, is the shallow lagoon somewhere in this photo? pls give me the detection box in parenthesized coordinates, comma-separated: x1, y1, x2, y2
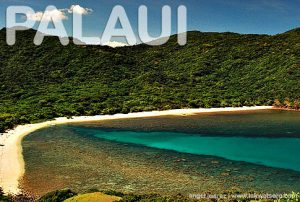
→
(71, 128, 300, 172)
(21, 110, 300, 196)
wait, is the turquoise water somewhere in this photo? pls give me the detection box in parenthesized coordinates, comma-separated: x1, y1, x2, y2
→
(22, 110, 300, 194)
(68, 125, 300, 172)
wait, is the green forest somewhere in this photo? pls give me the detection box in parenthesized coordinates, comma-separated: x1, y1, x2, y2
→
(1, 28, 300, 133)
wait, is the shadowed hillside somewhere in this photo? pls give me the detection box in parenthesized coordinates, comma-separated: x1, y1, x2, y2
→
(0, 28, 300, 132)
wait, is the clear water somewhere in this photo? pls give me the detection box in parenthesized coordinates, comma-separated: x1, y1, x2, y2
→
(68, 127, 300, 172)
(22, 110, 300, 195)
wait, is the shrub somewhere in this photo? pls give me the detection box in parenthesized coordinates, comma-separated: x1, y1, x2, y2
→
(38, 189, 77, 202)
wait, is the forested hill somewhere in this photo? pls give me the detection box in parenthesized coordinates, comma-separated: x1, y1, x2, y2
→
(0, 28, 300, 132)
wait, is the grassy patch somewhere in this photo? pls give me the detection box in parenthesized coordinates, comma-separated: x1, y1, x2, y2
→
(64, 192, 121, 202)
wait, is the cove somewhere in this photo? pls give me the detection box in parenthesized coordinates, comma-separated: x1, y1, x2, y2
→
(66, 126, 300, 172)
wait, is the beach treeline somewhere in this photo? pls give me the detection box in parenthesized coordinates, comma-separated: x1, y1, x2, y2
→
(0, 28, 300, 133)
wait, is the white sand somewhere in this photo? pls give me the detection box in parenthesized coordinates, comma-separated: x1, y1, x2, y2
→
(0, 106, 273, 194)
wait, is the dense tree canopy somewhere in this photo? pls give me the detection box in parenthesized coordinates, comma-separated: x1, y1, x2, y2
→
(0, 28, 300, 132)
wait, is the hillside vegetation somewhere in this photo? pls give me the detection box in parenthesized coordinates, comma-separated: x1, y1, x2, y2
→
(0, 28, 300, 132)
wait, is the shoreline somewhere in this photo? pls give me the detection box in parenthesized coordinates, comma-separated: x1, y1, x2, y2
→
(0, 106, 273, 194)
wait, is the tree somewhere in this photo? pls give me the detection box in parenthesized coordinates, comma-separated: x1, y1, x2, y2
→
(0, 187, 10, 202)
(273, 99, 282, 107)
(293, 100, 300, 110)
(284, 98, 291, 108)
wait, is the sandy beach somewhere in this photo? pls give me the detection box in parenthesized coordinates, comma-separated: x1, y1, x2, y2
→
(0, 106, 273, 194)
